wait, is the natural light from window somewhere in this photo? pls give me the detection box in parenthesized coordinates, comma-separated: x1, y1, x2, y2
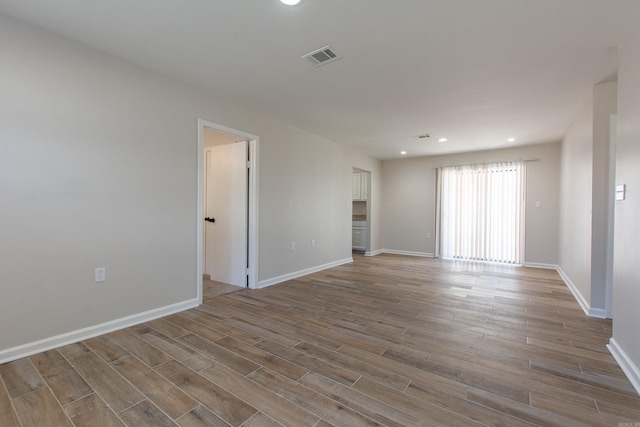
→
(437, 161, 525, 264)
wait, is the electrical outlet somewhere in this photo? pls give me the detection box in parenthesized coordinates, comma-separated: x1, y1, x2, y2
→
(291, 241, 296, 250)
(311, 239, 316, 247)
(95, 267, 106, 283)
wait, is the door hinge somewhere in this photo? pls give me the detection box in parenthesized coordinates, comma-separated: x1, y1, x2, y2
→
(246, 160, 251, 169)
(245, 268, 250, 275)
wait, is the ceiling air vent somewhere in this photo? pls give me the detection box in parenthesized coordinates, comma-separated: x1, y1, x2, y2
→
(302, 45, 342, 67)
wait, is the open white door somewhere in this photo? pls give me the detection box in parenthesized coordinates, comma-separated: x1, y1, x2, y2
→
(204, 141, 248, 287)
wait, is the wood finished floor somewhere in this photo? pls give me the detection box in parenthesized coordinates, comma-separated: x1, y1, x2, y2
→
(2, 254, 639, 427)
(203, 279, 245, 300)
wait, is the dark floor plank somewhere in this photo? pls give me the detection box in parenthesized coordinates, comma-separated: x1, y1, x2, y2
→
(175, 405, 229, 427)
(83, 335, 129, 363)
(164, 314, 229, 344)
(255, 339, 360, 387)
(200, 362, 319, 426)
(406, 380, 537, 427)
(13, 387, 73, 427)
(0, 376, 21, 427)
(111, 355, 198, 419)
(67, 352, 144, 413)
(299, 371, 428, 427)
(139, 331, 215, 372)
(247, 367, 380, 427)
(0, 358, 46, 398)
(293, 340, 411, 391)
(241, 412, 285, 427)
(214, 336, 307, 381)
(107, 329, 172, 368)
(64, 393, 125, 427)
(466, 387, 587, 427)
(351, 376, 486, 426)
(178, 334, 259, 376)
(31, 350, 92, 405)
(156, 360, 257, 426)
(119, 400, 177, 427)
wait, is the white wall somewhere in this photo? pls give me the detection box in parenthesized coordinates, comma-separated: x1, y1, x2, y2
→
(558, 91, 595, 307)
(381, 143, 560, 265)
(257, 128, 382, 282)
(610, 24, 640, 394)
(0, 14, 381, 358)
(591, 82, 617, 312)
(558, 82, 617, 317)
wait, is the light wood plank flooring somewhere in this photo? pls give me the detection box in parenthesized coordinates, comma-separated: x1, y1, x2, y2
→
(203, 279, 245, 300)
(2, 254, 639, 426)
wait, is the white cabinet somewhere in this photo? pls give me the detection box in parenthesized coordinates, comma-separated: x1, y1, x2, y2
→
(352, 226, 366, 251)
(352, 173, 362, 200)
(352, 173, 368, 201)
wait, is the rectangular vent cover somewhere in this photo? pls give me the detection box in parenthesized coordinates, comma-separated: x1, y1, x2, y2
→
(302, 45, 342, 67)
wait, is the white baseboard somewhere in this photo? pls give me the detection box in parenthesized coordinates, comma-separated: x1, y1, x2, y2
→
(0, 298, 199, 365)
(556, 266, 608, 319)
(257, 258, 353, 289)
(523, 262, 558, 270)
(365, 249, 383, 257)
(588, 307, 609, 319)
(381, 249, 434, 258)
(556, 266, 591, 317)
(608, 338, 640, 396)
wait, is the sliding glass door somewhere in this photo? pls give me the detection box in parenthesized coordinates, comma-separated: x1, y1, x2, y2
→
(437, 162, 525, 264)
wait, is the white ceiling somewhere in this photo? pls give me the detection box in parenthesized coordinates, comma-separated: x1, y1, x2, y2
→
(1, 0, 639, 159)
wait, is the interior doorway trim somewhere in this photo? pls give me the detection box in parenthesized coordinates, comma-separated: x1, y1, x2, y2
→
(197, 118, 260, 303)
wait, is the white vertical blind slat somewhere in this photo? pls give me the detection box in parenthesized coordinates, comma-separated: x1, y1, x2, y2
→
(439, 162, 525, 264)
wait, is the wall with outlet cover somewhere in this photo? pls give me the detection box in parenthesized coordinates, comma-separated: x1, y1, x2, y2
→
(0, 13, 381, 360)
(381, 142, 561, 264)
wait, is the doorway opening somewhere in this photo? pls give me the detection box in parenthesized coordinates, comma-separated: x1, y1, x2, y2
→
(351, 167, 371, 255)
(197, 119, 259, 303)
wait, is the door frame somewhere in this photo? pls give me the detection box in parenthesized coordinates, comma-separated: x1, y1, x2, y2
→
(196, 119, 259, 303)
(605, 114, 617, 318)
(352, 167, 372, 255)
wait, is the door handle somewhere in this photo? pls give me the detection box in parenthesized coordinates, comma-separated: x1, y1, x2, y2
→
(205, 217, 215, 223)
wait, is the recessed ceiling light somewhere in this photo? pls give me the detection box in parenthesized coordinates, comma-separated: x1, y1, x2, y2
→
(507, 138, 516, 142)
(280, 0, 303, 5)
(438, 138, 447, 142)
(401, 151, 407, 155)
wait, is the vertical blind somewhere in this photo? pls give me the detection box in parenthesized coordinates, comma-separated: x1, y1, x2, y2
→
(437, 162, 525, 264)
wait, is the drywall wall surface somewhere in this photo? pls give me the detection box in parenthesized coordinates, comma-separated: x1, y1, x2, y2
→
(590, 81, 617, 312)
(257, 126, 350, 279)
(381, 157, 435, 256)
(0, 13, 379, 353)
(558, 81, 618, 316)
(381, 142, 560, 264)
(558, 91, 594, 307)
(612, 23, 640, 382)
(0, 15, 199, 351)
